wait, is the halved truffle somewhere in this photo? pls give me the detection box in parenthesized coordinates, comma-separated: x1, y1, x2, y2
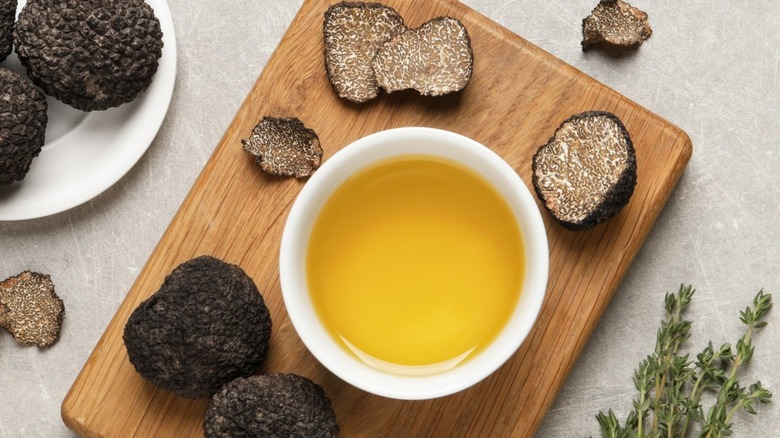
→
(204, 374, 339, 438)
(123, 256, 272, 399)
(532, 111, 637, 231)
(242, 117, 322, 178)
(324, 2, 406, 103)
(13, 0, 164, 111)
(372, 16, 473, 97)
(0, 68, 48, 186)
(0, 0, 15, 62)
(582, 0, 652, 51)
(0, 271, 64, 348)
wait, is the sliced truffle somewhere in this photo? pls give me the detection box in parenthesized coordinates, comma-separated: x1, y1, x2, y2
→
(123, 256, 272, 399)
(582, 0, 652, 51)
(532, 111, 637, 231)
(324, 2, 406, 103)
(242, 117, 322, 178)
(0, 68, 48, 185)
(204, 374, 339, 438)
(13, 0, 164, 111)
(372, 16, 473, 97)
(0, 271, 64, 348)
(0, 0, 15, 62)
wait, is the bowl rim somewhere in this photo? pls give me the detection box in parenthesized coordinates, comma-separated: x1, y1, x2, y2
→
(280, 127, 549, 400)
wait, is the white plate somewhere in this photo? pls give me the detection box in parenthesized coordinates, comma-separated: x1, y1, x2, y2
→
(0, 0, 177, 221)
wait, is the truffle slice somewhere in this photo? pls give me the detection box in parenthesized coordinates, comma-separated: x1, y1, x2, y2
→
(324, 2, 406, 103)
(0, 271, 64, 348)
(372, 16, 473, 96)
(13, 0, 164, 111)
(242, 117, 322, 178)
(0, 68, 48, 185)
(0, 0, 15, 62)
(582, 0, 652, 51)
(123, 256, 272, 399)
(204, 374, 339, 438)
(532, 111, 637, 231)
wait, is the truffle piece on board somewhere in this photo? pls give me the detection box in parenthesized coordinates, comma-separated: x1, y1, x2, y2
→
(0, 271, 64, 348)
(242, 117, 322, 178)
(13, 0, 164, 111)
(204, 374, 339, 438)
(532, 111, 637, 231)
(0, 0, 15, 61)
(123, 256, 272, 399)
(372, 16, 473, 97)
(324, 1, 406, 103)
(582, 0, 652, 51)
(0, 68, 48, 185)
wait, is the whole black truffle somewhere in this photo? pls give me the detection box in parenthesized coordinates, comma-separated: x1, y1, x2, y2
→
(204, 374, 339, 438)
(123, 256, 272, 399)
(13, 0, 164, 111)
(0, 0, 15, 61)
(0, 68, 48, 186)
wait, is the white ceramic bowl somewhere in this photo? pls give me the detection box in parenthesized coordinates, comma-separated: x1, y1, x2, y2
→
(280, 127, 549, 400)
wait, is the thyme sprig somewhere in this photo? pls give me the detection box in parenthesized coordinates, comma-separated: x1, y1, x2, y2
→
(596, 286, 772, 438)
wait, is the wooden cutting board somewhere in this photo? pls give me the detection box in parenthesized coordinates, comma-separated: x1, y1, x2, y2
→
(62, 0, 692, 436)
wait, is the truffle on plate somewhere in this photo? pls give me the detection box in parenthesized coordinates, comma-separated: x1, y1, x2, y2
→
(324, 1, 406, 103)
(582, 0, 652, 51)
(0, 271, 64, 348)
(372, 16, 473, 97)
(0, 0, 15, 61)
(13, 0, 164, 111)
(0, 68, 48, 186)
(242, 117, 322, 178)
(532, 111, 637, 231)
(204, 374, 339, 438)
(123, 256, 272, 399)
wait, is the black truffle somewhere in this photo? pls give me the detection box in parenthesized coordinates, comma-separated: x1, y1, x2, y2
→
(0, 271, 65, 348)
(0, 0, 15, 61)
(204, 374, 339, 438)
(532, 111, 637, 231)
(372, 16, 473, 97)
(0, 68, 48, 186)
(13, 0, 164, 111)
(324, 2, 406, 103)
(123, 256, 272, 399)
(582, 0, 652, 51)
(242, 116, 323, 178)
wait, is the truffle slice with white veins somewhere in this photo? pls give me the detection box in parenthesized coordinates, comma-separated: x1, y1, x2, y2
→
(0, 271, 64, 348)
(532, 111, 637, 231)
(582, 0, 652, 51)
(324, 2, 406, 103)
(242, 117, 322, 178)
(372, 16, 473, 96)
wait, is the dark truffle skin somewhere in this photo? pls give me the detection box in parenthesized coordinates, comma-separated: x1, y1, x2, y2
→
(0, 68, 48, 185)
(532, 111, 637, 231)
(13, 0, 164, 111)
(0, 0, 16, 61)
(204, 374, 339, 438)
(123, 256, 272, 399)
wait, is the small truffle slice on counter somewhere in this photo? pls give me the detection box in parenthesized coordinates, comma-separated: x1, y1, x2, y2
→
(324, 1, 406, 103)
(582, 0, 652, 51)
(204, 374, 339, 438)
(0, 0, 16, 62)
(0, 271, 64, 348)
(532, 111, 637, 231)
(372, 16, 473, 96)
(0, 68, 48, 185)
(242, 117, 322, 178)
(123, 256, 272, 399)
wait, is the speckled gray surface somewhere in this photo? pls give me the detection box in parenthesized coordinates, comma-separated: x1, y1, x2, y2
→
(1, 1, 778, 436)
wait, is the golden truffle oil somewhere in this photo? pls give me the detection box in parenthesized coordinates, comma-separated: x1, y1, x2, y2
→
(307, 156, 524, 374)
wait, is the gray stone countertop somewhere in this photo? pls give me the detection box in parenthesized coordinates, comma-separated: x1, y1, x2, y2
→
(1, 0, 778, 436)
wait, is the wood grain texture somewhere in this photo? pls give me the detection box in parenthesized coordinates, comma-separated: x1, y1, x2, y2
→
(61, 0, 692, 436)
